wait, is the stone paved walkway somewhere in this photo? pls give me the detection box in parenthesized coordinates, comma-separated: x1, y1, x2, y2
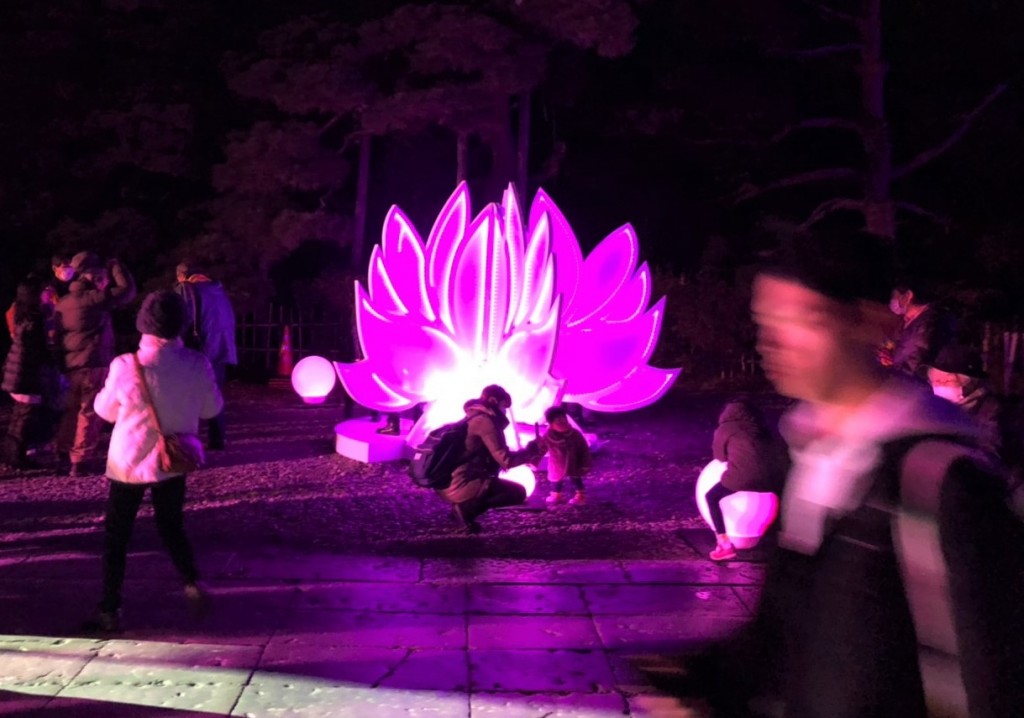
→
(0, 547, 763, 717)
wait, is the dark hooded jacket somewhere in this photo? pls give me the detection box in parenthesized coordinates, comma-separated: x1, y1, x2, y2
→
(538, 424, 591, 483)
(892, 304, 957, 377)
(438, 398, 533, 504)
(174, 276, 237, 366)
(55, 261, 136, 369)
(711, 401, 787, 492)
(2, 311, 50, 396)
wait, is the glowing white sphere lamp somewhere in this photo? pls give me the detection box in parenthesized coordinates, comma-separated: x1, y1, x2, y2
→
(500, 464, 537, 499)
(291, 355, 336, 405)
(695, 459, 779, 550)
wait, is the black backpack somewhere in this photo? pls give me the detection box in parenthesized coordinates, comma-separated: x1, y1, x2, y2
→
(408, 419, 469, 489)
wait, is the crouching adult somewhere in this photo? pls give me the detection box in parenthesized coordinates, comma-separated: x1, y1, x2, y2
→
(85, 291, 223, 632)
(439, 384, 536, 533)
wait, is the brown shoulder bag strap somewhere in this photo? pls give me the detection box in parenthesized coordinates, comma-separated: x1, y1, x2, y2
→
(132, 353, 165, 435)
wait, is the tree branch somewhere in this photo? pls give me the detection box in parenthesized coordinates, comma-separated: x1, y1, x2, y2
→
(771, 118, 863, 143)
(895, 201, 950, 228)
(799, 198, 866, 230)
(798, 0, 859, 25)
(735, 167, 859, 203)
(894, 83, 1008, 180)
(769, 43, 862, 60)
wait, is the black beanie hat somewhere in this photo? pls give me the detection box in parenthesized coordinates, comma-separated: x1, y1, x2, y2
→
(136, 290, 187, 339)
(929, 344, 986, 379)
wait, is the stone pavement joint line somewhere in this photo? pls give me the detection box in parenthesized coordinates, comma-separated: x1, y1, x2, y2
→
(0, 553, 763, 717)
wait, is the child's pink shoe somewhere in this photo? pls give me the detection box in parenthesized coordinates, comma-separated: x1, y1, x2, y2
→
(567, 491, 586, 506)
(545, 492, 563, 505)
(709, 541, 737, 561)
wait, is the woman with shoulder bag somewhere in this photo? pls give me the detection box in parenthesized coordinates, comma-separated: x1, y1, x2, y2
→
(86, 290, 223, 632)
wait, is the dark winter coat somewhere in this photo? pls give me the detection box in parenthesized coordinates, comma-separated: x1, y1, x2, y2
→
(175, 277, 237, 366)
(2, 313, 51, 396)
(55, 261, 136, 370)
(749, 379, 1024, 718)
(538, 425, 591, 483)
(958, 386, 1024, 475)
(892, 304, 957, 377)
(711, 401, 786, 492)
(438, 399, 533, 504)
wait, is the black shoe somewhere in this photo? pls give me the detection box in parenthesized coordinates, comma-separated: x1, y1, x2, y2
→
(184, 582, 210, 618)
(451, 504, 481, 534)
(81, 609, 122, 633)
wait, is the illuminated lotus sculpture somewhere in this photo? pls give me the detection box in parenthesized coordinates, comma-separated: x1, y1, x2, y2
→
(335, 183, 679, 443)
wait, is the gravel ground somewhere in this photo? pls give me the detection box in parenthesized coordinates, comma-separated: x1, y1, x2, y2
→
(0, 385, 788, 563)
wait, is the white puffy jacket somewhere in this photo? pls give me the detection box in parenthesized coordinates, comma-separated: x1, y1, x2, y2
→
(95, 334, 223, 484)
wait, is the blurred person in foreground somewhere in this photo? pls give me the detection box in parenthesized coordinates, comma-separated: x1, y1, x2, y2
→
(694, 230, 1023, 718)
(439, 384, 536, 534)
(85, 291, 222, 632)
(173, 261, 236, 450)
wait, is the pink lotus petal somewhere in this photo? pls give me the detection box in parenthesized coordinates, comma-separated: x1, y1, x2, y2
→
(334, 360, 419, 410)
(565, 224, 641, 326)
(427, 182, 470, 333)
(554, 298, 667, 395)
(568, 365, 681, 412)
(529, 189, 582, 309)
(377, 206, 434, 321)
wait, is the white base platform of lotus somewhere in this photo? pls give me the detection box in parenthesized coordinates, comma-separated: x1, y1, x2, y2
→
(334, 417, 415, 462)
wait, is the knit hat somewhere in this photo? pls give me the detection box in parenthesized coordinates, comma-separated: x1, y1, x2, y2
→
(136, 290, 187, 339)
(929, 345, 985, 379)
(481, 384, 512, 406)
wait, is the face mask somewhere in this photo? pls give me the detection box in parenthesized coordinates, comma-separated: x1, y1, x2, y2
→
(889, 297, 906, 316)
(932, 384, 963, 403)
(54, 267, 75, 282)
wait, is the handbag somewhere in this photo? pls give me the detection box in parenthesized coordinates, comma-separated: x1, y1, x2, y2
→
(132, 353, 205, 474)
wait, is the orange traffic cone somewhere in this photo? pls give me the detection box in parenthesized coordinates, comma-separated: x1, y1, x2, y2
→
(277, 325, 294, 377)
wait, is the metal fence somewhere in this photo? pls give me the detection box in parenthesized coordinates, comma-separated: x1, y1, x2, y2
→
(235, 306, 352, 377)
(232, 307, 1024, 395)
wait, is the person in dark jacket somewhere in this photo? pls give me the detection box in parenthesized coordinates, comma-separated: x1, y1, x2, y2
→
(926, 343, 1023, 475)
(437, 384, 537, 533)
(174, 262, 237, 450)
(1, 276, 59, 469)
(54, 254, 136, 476)
(887, 279, 957, 378)
(698, 230, 1024, 718)
(705, 398, 787, 561)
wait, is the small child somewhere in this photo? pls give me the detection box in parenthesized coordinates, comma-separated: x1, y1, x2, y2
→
(706, 398, 786, 561)
(537, 405, 592, 506)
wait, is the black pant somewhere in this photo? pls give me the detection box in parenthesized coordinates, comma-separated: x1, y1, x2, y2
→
(1, 402, 45, 465)
(100, 476, 198, 612)
(550, 475, 585, 493)
(459, 478, 527, 521)
(207, 362, 227, 447)
(704, 481, 736, 534)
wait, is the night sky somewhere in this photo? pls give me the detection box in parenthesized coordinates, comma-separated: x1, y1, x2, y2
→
(1, 0, 1022, 322)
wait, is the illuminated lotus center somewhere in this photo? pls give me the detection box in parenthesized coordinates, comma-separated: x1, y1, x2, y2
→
(335, 183, 679, 445)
